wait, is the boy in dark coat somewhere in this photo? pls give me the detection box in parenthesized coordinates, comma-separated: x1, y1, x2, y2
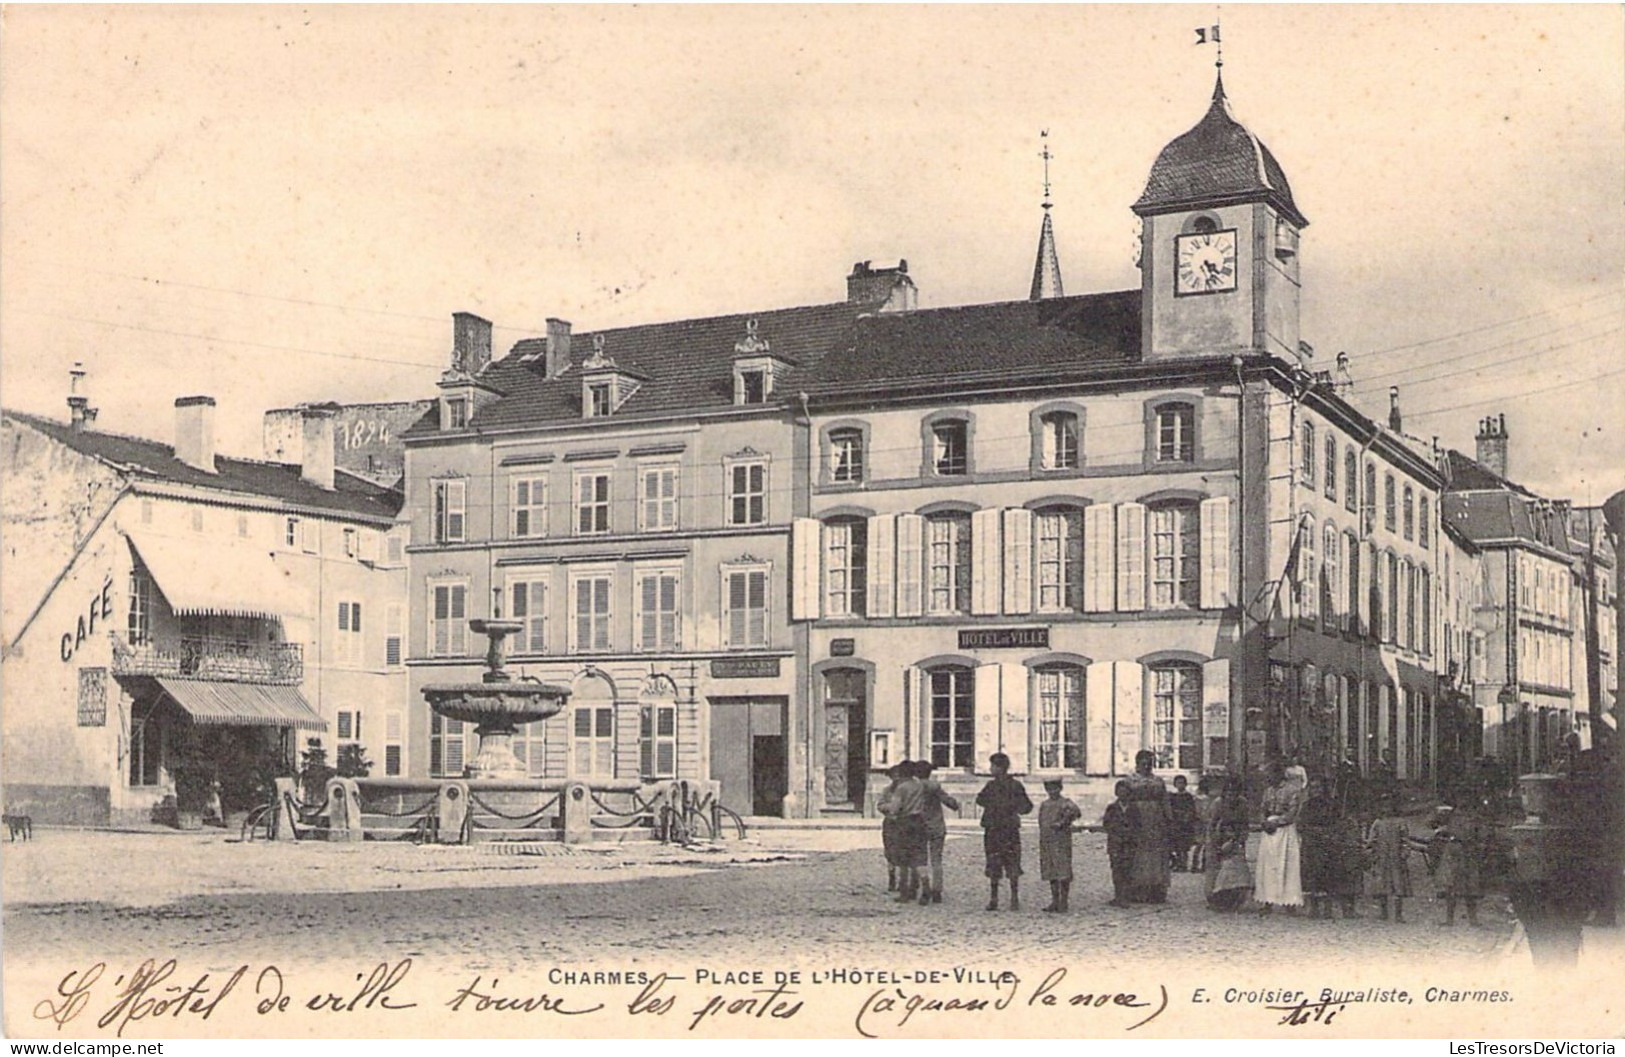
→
(1103, 779, 1134, 907)
(975, 752, 1033, 911)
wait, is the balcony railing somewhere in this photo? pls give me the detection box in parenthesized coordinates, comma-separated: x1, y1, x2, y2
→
(111, 635, 303, 685)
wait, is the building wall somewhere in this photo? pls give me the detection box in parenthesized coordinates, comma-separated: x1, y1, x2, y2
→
(403, 411, 809, 813)
(263, 401, 430, 486)
(1, 417, 126, 645)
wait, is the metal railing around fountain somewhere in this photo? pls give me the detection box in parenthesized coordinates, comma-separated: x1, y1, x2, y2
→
(239, 775, 746, 846)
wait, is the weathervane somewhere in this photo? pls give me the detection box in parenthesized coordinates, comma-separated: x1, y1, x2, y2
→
(1195, 10, 1223, 69)
(1039, 129, 1053, 210)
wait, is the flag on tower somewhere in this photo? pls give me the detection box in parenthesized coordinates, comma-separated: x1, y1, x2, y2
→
(1194, 25, 1221, 45)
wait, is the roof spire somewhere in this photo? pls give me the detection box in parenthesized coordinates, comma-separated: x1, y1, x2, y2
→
(1029, 130, 1064, 300)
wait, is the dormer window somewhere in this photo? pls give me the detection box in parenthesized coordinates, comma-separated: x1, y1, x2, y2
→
(587, 383, 612, 418)
(443, 396, 469, 430)
(732, 320, 789, 407)
(739, 369, 767, 405)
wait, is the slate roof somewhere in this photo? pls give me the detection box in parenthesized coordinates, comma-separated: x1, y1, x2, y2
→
(1441, 450, 1572, 555)
(3, 410, 402, 521)
(435, 300, 868, 434)
(416, 289, 1145, 435)
(807, 290, 1141, 391)
(1134, 74, 1307, 228)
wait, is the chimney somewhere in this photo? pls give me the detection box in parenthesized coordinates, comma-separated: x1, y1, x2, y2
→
(1333, 351, 1354, 398)
(545, 318, 573, 379)
(846, 260, 917, 312)
(1388, 386, 1403, 433)
(1476, 413, 1509, 478)
(299, 403, 339, 490)
(174, 396, 218, 473)
(452, 312, 493, 375)
(67, 363, 90, 431)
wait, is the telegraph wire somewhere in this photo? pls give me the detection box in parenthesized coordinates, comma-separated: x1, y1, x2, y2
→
(1349, 304, 1625, 390)
(1352, 286, 1625, 359)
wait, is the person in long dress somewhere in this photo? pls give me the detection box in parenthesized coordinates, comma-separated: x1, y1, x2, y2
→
(1205, 776, 1253, 911)
(1365, 795, 1415, 922)
(1254, 761, 1307, 914)
(1123, 750, 1172, 904)
(1037, 778, 1082, 912)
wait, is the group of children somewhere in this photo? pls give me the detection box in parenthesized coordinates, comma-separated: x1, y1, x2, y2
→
(880, 755, 1499, 925)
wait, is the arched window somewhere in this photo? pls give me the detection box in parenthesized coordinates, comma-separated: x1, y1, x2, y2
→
(925, 512, 971, 614)
(1033, 665, 1086, 769)
(1363, 462, 1378, 533)
(1403, 484, 1415, 540)
(571, 674, 616, 779)
(1038, 410, 1080, 470)
(1345, 530, 1361, 631)
(1420, 567, 1433, 656)
(1324, 436, 1339, 500)
(1148, 662, 1203, 770)
(926, 665, 975, 769)
(1322, 522, 1340, 627)
(1300, 422, 1317, 488)
(1299, 515, 1317, 617)
(829, 428, 864, 483)
(1384, 474, 1397, 532)
(1402, 558, 1416, 649)
(824, 517, 868, 617)
(1035, 507, 1084, 612)
(1386, 552, 1400, 644)
(1150, 501, 1200, 608)
(1344, 449, 1359, 512)
(1154, 402, 1196, 463)
(1419, 495, 1431, 549)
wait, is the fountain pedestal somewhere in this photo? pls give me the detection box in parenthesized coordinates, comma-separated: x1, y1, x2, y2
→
(421, 618, 571, 780)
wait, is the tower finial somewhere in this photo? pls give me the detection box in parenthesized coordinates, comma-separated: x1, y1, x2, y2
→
(1039, 129, 1053, 209)
(1215, 7, 1223, 69)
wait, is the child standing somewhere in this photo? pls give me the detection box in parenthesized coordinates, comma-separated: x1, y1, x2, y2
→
(1168, 774, 1198, 872)
(887, 761, 929, 903)
(1038, 778, 1083, 912)
(975, 752, 1033, 911)
(1103, 779, 1133, 908)
(1425, 805, 1485, 927)
(877, 762, 906, 892)
(916, 760, 960, 905)
(1365, 796, 1414, 922)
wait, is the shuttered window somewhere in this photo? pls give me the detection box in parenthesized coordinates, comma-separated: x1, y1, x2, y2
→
(573, 574, 613, 652)
(728, 462, 766, 526)
(384, 710, 403, 777)
(640, 701, 677, 779)
(640, 466, 679, 532)
(1149, 503, 1199, 609)
(1035, 509, 1083, 612)
(430, 582, 467, 657)
(1034, 666, 1085, 769)
(928, 667, 975, 769)
(824, 519, 867, 617)
(430, 714, 467, 777)
(724, 567, 769, 648)
(636, 570, 680, 651)
(573, 707, 615, 777)
(1324, 436, 1339, 500)
(509, 579, 548, 653)
(432, 479, 466, 543)
(512, 477, 547, 538)
(575, 472, 612, 535)
(925, 514, 971, 614)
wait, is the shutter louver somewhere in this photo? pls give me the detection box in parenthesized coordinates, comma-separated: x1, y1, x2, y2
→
(1200, 497, 1233, 609)
(999, 661, 1029, 773)
(895, 514, 925, 618)
(971, 508, 1003, 616)
(791, 518, 822, 621)
(1002, 507, 1034, 615)
(1112, 660, 1144, 775)
(1083, 503, 1116, 612)
(973, 663, 1002, 772)
(1116, 502, 1147, 611)
(866, 515, 895, 619)
(1084, 662, 1116, 775)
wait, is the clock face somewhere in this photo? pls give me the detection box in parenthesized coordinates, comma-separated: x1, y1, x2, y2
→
(1175, 229, 1239, 295)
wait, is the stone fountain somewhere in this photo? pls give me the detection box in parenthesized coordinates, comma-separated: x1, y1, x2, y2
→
(420, 617, 571, 779)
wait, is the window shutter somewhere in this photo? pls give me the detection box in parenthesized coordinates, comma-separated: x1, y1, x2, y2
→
(791, 518, 822, 621)
(866, 515, 896, 619)
(895, 514, 925, 618)
(970, 508, 1003, 615)
(1116, 503, 1147, 612)
(1357, 542, 1373, 636)
(1002, 508, 1033, 615)
(1083, 503, 1116, 613)
(1084, 662, 1116, 775)
(1202, 658, 1230, 772)
(999, 661, 1030, 773)
(385, 604, 403, 667)
(1199, 497, 1232, 609)
(973, 663, 1002, 772)
(1112, 660, 1144, 775)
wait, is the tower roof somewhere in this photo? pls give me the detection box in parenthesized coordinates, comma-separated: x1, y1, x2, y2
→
(1029, 206, 1064, 300)
(1133, 73, 1307, 227)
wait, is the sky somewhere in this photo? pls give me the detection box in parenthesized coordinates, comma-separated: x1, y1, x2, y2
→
(2, 5, 1622, 503)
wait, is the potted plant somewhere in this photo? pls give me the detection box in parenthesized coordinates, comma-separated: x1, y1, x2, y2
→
(336, 743, 372, 779)
(171, 738, 215, 831)
(299, 738, 336, 806)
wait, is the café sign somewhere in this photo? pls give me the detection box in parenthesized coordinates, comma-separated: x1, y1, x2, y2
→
(957, 626, 1049, 650)
(710, 657, 781, 679)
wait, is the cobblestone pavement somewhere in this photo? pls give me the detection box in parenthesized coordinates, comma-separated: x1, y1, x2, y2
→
(3, 825, 1562, 977)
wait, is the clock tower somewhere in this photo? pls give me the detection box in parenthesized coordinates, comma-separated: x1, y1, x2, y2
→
(1134, 73, 1308, 362)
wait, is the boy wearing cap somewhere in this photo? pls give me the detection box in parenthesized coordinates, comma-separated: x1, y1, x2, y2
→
(1038, 777, 1083, 912)
(1103, 779, 1134, 908)
(975, 752, 1033, 910)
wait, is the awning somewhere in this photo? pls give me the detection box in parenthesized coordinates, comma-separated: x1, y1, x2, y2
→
(127, 532, 300, 620)
(156, 678, 327, 731)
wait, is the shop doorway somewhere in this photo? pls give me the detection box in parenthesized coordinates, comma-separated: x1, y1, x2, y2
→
(822, 668, 868, 810)
(708, 698, 787, 818)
